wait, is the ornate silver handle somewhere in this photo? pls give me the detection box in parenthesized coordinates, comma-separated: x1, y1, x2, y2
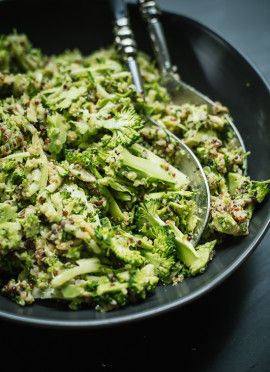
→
(111, 0, 144, 94)
(138, 0, 173, 74)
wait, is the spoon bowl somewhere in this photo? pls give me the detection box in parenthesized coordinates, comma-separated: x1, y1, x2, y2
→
(111, 0, 211, 243)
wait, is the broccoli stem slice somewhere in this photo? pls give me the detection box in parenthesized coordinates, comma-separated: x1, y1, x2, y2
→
(100, 186, 125, 222)
(120, 147, 184, 186)
(51, 258, 101, 288)
(166, 221, 196, 258)
(131, 143, 188, 186)
(92, 169, 126, 222)
(1, 151, 31, 160)
(166, 221, 215, 275)
(77, 164, 125, 223)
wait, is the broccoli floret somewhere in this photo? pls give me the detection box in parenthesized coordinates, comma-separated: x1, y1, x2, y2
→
(92, 103, 142, 148)
(228, 172, 250, 197)
(65, 149, 126, 222)
(135, 201, 200, 278)
(183, 129, 218, 148)
(94, 277, 129, 311)
(0, 33, 42, 73)
(135, 195, 198, 240)
(251, 180, 270, 203)
(228, 172, 270, 203)
(96, 226, 145, 267)
(21, 207, 40, 239)
(168, 200, 198, 234)
(153, 225, 175, 256)
(0, 221, 22, 252)
(129, 264, 159, 300)
(0, 202, 17, 223)
(65, 148, 97, 175)
(209, 173, 270, 236)
(210, 191, 254, 237)
(204, 166, 228, 195)
(47, 113, 70, 154)
(144, 252, 175, 281)
(60, 273, 130, 311)
(141, 226, 176, 280)
(134, 200, 166, 236)
(135, 200, 190, 251)
(210, 211, 242, 236)
(0, 120, 25, 157)
(108, 235, 145, 267)
(145, 190, 198, 235)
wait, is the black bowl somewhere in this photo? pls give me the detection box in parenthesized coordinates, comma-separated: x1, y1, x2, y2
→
(0, 0, 269, 328)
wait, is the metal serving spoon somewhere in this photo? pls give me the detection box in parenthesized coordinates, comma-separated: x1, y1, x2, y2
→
(110, 0, 210, 244)
(138, 0, 247, 172)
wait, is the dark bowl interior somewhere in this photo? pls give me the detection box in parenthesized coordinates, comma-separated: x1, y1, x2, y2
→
(0, 0, 269, 328)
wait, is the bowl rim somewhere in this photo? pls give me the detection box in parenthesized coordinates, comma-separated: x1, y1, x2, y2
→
(0, 11, 269, 329)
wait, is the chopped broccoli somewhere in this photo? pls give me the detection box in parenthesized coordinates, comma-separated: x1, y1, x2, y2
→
(91, 103, 142, 148)
(47, 113, 70, 154)
(167, 221, 216, 275)
(251, 180, 270, 203)
(51, 258, 101, 288)
(228, 172, 270, 203)
(0, 221, 22, 252)
(96, 225, 145, 267)
(135, 199, 212, 275)
(131, 143, 188, 187)
(0, 202, 17, 223)
(0, 34, 268, 312)
(134, 200, 166, 236)
(0, 33, 42, 73)
(2, 279, 34, 305)
(42, 85, 87, 110)
(144, 251, 175, 281)
(129, 264, 159, 300)
(210, 211, 242, 236)
(66, 144, 187, 189)
(21, 207, 40, 239)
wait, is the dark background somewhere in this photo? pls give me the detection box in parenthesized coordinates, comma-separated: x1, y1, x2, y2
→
(1, 0, 270, 371)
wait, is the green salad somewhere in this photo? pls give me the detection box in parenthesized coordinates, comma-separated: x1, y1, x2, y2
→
(0, 34, 269, 311)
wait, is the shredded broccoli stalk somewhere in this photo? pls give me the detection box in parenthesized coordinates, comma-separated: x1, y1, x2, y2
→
(51, 258, 101, 288)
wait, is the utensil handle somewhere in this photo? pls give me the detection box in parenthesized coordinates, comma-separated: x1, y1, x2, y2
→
(138, 0, 173, 74)
(110, 0, 144, 94)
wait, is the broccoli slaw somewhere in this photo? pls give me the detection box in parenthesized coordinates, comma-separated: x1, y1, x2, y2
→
(0, 34, 269, 311)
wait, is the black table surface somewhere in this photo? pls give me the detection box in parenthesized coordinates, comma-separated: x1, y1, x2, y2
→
(1, 1, 270, 371)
